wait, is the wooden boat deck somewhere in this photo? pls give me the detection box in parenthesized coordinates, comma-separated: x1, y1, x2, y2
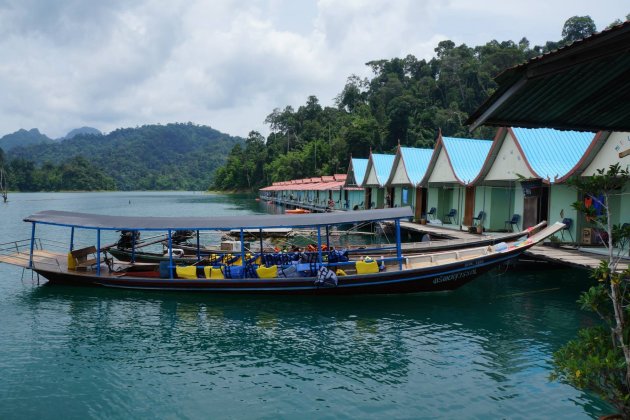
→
(525, 245, 629, 272)
(0, 250, 67, 271)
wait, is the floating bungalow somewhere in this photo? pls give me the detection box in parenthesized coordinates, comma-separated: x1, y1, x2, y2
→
(421, 135, 493, 227)
(386, 146, 433, 220)
(259, 174, 362, 212)
(362, 153, 396, 209)
(472, 127, 600, 238)
(344, 158, 368, 210)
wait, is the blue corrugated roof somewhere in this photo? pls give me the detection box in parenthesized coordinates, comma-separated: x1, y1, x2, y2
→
(511, 128, 595, 182)
(442, 137, 493, 184)
(350, 158, 368, 185)
(370, 154, 396, 186)
(400, 147, 433, 185)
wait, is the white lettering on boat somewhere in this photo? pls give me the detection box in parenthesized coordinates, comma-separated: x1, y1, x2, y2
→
(433, 269, 477, 285)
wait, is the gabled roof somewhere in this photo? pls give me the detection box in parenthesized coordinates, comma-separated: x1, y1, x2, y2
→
(422, 135, 492, 185)
(467, 21, 630, 132)
(386, 146, 433, 186)
(512, 127, 598, 182)
(473, 127, 603, 184)
(345, 158, 368, 187)
(362, 153, 396, 187)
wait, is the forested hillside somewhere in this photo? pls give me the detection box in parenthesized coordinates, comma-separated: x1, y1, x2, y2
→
(213, 15, 621, 191)
(6, 123, 242, 191)
(0, 128, 54, 151)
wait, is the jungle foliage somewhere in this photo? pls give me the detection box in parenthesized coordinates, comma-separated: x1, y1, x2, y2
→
(6, 123, 242, 191)
(552, 164, 630, 417)
(213, 14, 615, 191)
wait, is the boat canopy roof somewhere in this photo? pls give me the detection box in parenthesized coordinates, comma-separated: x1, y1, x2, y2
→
(24, 207, 413, 231)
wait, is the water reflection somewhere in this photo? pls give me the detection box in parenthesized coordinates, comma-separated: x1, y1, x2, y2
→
(9, 268, 609, 418)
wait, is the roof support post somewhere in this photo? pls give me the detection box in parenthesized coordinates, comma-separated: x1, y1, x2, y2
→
(69, 227, 75, 252)
(196, 230, 200, 262)
(395, 219, 402, 270)
(131, 231, 136, 263)
(240, 228, 246, 278)
(96, 229, 101, 276)
(168, 230, 174, 279)
(259, 229, 264, 259)
(317, 226, 323, 264)
(28, 222, 36, 269)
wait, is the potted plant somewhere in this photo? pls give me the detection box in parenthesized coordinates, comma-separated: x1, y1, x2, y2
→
(547, 235, 561, 248)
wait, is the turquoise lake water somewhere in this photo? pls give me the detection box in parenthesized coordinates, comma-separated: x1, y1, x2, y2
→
(0, 192, 613, 418)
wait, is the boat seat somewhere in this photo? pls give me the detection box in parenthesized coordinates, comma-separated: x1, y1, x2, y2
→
(68, 246, 101, 271)
(356, 260, 379, 274)
(176, 265, 198, 279)
(256, 265, 278, 278)
(203, 266, 224, 279)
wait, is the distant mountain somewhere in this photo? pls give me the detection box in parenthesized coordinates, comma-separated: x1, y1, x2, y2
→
(7, 123, 243, 190)
(61, 126, 102, 140)
(0, 128, 53, 151)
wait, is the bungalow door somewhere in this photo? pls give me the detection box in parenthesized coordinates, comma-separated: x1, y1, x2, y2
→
(463, 187, 475, 226)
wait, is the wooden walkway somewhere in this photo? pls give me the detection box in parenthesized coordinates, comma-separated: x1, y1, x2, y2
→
(524, 245, 629, 272)
(400, 220, 496, 240)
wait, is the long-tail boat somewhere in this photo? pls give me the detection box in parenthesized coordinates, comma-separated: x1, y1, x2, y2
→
(0, 208, 565, 294)
(107, 221, 549, 264)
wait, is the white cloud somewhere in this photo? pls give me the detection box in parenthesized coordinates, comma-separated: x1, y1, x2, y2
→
(0, 0, 627, 139)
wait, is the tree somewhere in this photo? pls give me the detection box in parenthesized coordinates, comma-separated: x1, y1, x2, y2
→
(562, 15, 596, 43)
(552, 164, 630, 416)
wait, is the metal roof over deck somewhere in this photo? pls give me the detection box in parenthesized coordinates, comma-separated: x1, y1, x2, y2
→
(467, 21, 630, 132)
(25, 208, 413, 231)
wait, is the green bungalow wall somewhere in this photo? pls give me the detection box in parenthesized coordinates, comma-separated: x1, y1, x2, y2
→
(473, 185, 517, 231)
(344, 189, 365, 210)
(549, 184, 578, 241)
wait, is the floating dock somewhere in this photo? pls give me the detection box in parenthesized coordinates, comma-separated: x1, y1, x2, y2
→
(525, 245, 629, 272)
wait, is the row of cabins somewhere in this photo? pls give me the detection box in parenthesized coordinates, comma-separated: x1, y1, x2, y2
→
(261, 128, 630, 242)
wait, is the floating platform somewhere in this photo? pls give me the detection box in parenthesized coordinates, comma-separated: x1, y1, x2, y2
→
(524, 245, 629, 272)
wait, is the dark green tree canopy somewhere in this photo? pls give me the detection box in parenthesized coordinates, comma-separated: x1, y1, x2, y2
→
(561, 15, 596, 42)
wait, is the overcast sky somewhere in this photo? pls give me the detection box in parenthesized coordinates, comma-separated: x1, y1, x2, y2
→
(0, 0, 627, 139)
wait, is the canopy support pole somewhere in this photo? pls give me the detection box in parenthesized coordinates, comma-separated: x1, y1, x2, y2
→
(196, 230, 200, 262)
(29, 223, 35, 269)
(131, 231, 136, 263)
(96, 229, 101, 276)
(325, 226, 330, 251)
(395, 219, 402, 270)
(240, 229, 246, 278)
(69, 227, 75, 252)
(168, 230, 174, 279)
(259, 229, 263, 258)
(317, 226, 323, 264)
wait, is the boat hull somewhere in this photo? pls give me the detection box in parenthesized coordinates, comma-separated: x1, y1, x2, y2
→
(33, 247, 526, 295)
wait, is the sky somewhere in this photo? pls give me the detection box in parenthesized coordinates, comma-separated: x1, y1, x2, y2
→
(0, 0, 627, 139)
